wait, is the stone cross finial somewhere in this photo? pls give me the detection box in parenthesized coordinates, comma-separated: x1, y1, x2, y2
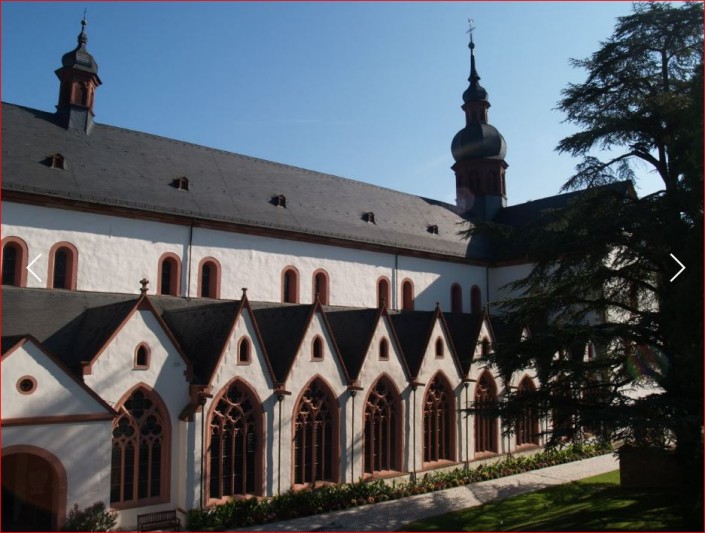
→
(140, 278, 149, 294)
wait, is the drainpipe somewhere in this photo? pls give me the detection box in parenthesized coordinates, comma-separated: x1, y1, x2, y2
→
(463, 380, 470, 468)
(275, 385, 291, 495)
(186, 221, 194, 298)
(410, 380, 424, 481)
(348, 382, 363, 482)
(197, 391, 212, 509)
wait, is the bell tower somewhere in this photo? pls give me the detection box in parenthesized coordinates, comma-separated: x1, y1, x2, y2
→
(451, 26, 508, 219)
(55, 16, 102, 134)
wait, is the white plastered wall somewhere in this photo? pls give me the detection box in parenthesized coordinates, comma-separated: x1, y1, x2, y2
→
(3, 202, 488, 310)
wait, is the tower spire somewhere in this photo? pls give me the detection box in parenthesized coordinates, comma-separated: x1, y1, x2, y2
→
(451, 20, 508, 218)
(55, 15, 102, 133)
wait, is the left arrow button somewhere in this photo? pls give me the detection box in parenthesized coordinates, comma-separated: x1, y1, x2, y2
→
(26, 254, 42, 283)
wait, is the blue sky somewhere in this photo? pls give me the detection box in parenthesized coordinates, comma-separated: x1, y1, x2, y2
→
(1, 2, 663, 206)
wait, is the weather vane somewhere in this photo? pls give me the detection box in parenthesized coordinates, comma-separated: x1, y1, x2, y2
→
(467, 18, 476, 43)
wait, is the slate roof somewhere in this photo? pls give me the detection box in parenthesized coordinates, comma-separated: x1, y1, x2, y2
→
(442, 312, 483, 375)
(160, 300, 243, 383)
(388, 310, 440, 378)
(323, 307, 381, 380)
(250, 303, 316, 383)
(1, 103, 493, 260)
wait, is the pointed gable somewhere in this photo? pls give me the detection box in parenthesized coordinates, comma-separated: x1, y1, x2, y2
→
(252, 304, 315, 383)
(323, 307, 380, 380)
(2, 336, 115, 423)
(443, 311, 484, 375)
(161, 300, 242, 383)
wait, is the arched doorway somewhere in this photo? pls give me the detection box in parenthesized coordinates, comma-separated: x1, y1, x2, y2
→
(2, 447, 66, 531)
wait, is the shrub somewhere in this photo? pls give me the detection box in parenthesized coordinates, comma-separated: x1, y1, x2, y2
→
(185, 442, 612, 530)
(62, 501, 117, 532)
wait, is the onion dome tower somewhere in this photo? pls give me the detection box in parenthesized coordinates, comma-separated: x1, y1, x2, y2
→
(55, 16, 102, 133)
(451, 31, 507, 219)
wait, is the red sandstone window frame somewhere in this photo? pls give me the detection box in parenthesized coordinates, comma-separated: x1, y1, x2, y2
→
(47, 241, 79, 290)
(238, 337, 252, 365)
(474, 370, 498, 454)
(1, 236, 29, 287)
(377, 277, 391, 309)
(311, 336, 324, 361)
(379, 338, 389, 360)
(281, 266, 300, 304)
(450, 283, 463, 313)
(363, 376, 402, 476)
(110, 385, 171, 509)
(515, 376, 539, 447)
(198, 257, 221, 299)
(16, 375, 37, 395)
(470, 285, 482, 314)
(312, 269, 330, 305)
(207, 378, 264, 501)
(157, 252, 182, 296)
(422, 373, 456, 465)
(133, 343, 151, 370)
(401, 279, 414, 311)
(292, 377, 340, 487)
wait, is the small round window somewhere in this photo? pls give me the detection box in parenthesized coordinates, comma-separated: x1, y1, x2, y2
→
(17, 376, 37, 395)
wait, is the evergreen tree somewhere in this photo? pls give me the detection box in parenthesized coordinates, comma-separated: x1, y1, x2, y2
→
(464, 2, 703, 501)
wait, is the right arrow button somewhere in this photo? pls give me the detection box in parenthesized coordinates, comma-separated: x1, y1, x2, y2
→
(669, 253, 685, 282)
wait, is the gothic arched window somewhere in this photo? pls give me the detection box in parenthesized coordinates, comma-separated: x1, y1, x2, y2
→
(474, 371, 498, 453)
(110, 388, 169, 506)
(293, 379, 336, 485)
(208, 381, 261, 498)
(364, 377, 400, 474)
(516, 376, 539, 446)
(423, 374, 455, 463)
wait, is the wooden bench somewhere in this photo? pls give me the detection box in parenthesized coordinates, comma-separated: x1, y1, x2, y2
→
(136, 510, 181, 532)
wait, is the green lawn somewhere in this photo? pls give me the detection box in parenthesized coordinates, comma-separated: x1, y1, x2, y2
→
(402, 471, 697, 531)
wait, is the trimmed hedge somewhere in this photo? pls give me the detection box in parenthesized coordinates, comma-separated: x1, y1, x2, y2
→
(186, 442, 611, 530)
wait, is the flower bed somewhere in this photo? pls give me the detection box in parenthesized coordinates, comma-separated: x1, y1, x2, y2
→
(186, 442, 611, 530)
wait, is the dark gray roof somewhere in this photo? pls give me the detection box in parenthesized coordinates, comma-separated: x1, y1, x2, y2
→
(323, 307, 380, 380)
(1, 287, 137, 371)
(388, 310, 438, 378)
(251, 303, 316, 383)
(494, 181, 635, 228)
(442, 312, 483, 374)
(2, 103, 491, 260)
(161, 300, 243, 383)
